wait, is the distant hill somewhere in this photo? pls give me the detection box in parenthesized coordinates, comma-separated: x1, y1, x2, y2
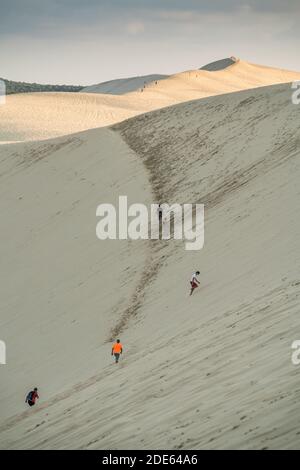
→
(200, 57, 238, 71)
(82, 74, 168, 95)
(81, 59, 240, 96)
(0, 77, 83, 95)
(81, 59, 241, 95)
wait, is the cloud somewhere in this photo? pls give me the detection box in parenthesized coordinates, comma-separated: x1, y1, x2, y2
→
(126, 21, 145, 35)
(0, 0, 299, 84)
(1, 0, 299, 37)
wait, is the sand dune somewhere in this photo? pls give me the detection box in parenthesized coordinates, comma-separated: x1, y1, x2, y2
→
(1, 59, 299, 143)
(0, 92, 151, 143)
(200, 57, 237, 71)
(79, 57, 238, 95)
(0, 81, 300, 449)
(82, 74, 168, 94)
(0, 127, 152, 422)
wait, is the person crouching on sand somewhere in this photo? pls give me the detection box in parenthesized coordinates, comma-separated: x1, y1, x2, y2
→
(25, 387, 39, 407)
(111, 339, 123, 363)
(190, 271, 200, 296)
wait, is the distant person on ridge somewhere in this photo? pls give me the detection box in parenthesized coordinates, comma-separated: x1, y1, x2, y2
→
(111, 339, 123, 364)
(25, 387, 39, 407)
(158, 204, 163, 239)
(190, 271, 200, 296)
(158, 204, 163, 222)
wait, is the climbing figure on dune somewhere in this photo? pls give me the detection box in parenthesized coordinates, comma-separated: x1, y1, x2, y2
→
(111, 339, 123, 364)
(25, 387, 39, 407)
(190, 271, 200, 296)
(158, 203, 163, 222)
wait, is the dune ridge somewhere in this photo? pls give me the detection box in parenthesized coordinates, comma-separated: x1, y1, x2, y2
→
(82, 74, 168, 95)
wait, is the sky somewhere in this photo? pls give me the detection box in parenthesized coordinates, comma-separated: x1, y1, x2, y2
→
(0, 0, 299, 85)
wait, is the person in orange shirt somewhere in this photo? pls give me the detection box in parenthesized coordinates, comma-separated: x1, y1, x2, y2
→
(111, 339, 123, 363)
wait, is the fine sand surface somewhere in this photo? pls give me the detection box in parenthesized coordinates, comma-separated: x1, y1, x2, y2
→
(0, 127, 153, 420)
(1, 59, 300, 142)
(0, 79, 300, 449)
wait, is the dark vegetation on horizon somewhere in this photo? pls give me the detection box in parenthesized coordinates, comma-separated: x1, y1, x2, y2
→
(0, 77, 83, 94)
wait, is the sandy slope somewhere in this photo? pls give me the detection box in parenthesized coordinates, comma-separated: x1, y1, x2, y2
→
(1, 59, 299, 143)
(0, 82, 300, 449)
(0, 127, 152, 422)
(200, 57, 237, 71)
(82, 74, 168, 94)
(0, 92, 150, 142)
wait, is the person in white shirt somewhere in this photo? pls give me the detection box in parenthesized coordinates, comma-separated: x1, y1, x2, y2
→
(190, 271, 200, 296)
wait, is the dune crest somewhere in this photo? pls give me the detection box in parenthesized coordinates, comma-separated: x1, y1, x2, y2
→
(82, 74, 168, 95)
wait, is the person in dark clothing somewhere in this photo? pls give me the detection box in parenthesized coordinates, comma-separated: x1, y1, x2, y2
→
(158, 204, 163, 222)
(158, 203, 163, 238)
(25, 387, 39, 407)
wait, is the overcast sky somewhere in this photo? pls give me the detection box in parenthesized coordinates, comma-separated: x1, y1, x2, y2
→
(1, 0, 299, 85)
